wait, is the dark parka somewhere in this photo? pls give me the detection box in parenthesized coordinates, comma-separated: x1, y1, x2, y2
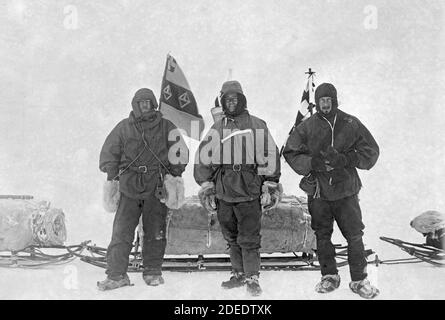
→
(99, 88, 188, 200)
(194, 81, 281, 203)
(283, 106, 379, 201)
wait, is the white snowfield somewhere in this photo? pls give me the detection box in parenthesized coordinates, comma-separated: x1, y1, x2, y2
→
(0, 202, 444, 300)
(0, 255, 444, 300)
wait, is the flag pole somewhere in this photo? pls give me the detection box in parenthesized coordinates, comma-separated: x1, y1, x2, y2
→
(159, 53, 170, 112)
(279, 68, 316, 157)
(305, 68, 316, 116)
(305, 67, 315, 76)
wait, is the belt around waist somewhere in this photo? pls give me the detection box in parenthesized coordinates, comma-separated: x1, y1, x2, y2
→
(220, 164, 257, 172)
(128, 165, 160, 174)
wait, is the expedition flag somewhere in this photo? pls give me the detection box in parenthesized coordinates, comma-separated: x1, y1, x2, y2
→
(296, 68, 316, 127)
(159, 54, 205, 140)
(279, 68, 316, 156)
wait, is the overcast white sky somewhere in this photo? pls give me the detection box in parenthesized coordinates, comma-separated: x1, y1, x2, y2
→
(0, 0, 444, 244)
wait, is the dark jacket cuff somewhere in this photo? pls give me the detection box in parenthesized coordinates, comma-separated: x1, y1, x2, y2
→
(169, 166, 183, 177)
(346, 151, 360, 167)
(107, 169, 119, 181)
(264, 176, 280, 183)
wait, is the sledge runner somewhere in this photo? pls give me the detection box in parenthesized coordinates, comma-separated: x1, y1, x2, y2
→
(194, 80, 282, 296)
(283, 83, 380, 299)
(98, 88, 188, 290)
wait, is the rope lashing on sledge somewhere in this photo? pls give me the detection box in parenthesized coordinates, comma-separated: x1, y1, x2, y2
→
(0, 197, 67, 251)
(31, 207, 67, 247)
(287, 196, 314, 254)
(166, 210, 173, 245)
(206, 212, 215, 248)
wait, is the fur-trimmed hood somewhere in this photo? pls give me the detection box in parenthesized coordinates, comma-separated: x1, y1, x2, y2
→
(131, 88, 159, 118)
(315, 83, 338, 116)
(219, 80, 247, 117)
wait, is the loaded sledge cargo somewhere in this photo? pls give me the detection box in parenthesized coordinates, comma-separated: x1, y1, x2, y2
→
(1, 194, 353, 271)
(164, 194, 316, 255)
(83, 194, 321, 271)
(0, 195, 67, 251)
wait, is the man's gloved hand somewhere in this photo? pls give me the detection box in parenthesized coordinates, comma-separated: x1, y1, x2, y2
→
(320, 146, 347, 169)
(103, 180, 120, 213)
(198, 181, 217, 214)
(311, 156, 331, 172)
(321, 146, 360, 169)
(261, 181, 284, 213)
(345, 150, 360, 168)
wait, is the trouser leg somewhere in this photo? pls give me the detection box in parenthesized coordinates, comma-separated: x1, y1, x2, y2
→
(308, 197, 337, 276)
(106, 194, 141, 279)
(333, 195, 367, 281)
(217, 199, 244, 273)
(234, 199, 262, 277)
(141, 194, 168, 276)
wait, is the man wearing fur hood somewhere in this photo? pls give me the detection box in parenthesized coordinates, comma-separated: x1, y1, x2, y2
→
(283, 83, 380, 299)
(194, 80, 282, 296)
(98, 88, 188, 290)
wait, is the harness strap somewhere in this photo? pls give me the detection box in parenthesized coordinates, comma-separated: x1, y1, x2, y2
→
(137, 122, 171, 176)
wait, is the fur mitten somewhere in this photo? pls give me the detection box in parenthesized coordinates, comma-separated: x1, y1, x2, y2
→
(161, 174, 185, 210)
(260, 181, 283, 213)
(198, 181, 217, 214)
(103, 180, 120, 213)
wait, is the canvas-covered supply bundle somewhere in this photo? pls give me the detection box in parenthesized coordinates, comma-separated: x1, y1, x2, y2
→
(0, 196, 67, 251)
(164, 195, 315, 255)
(410, 210, 445, 249)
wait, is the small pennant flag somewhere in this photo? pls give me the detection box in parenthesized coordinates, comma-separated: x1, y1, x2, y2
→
(295, 69, 316, 128)
(159, 54, 205, 140)
(280, 69, 316, 156)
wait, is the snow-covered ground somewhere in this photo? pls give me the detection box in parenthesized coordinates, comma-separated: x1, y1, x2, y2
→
(1, 252, 444, 300)
(0, 207, 444, 300)
(1, 0, 444, 300)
